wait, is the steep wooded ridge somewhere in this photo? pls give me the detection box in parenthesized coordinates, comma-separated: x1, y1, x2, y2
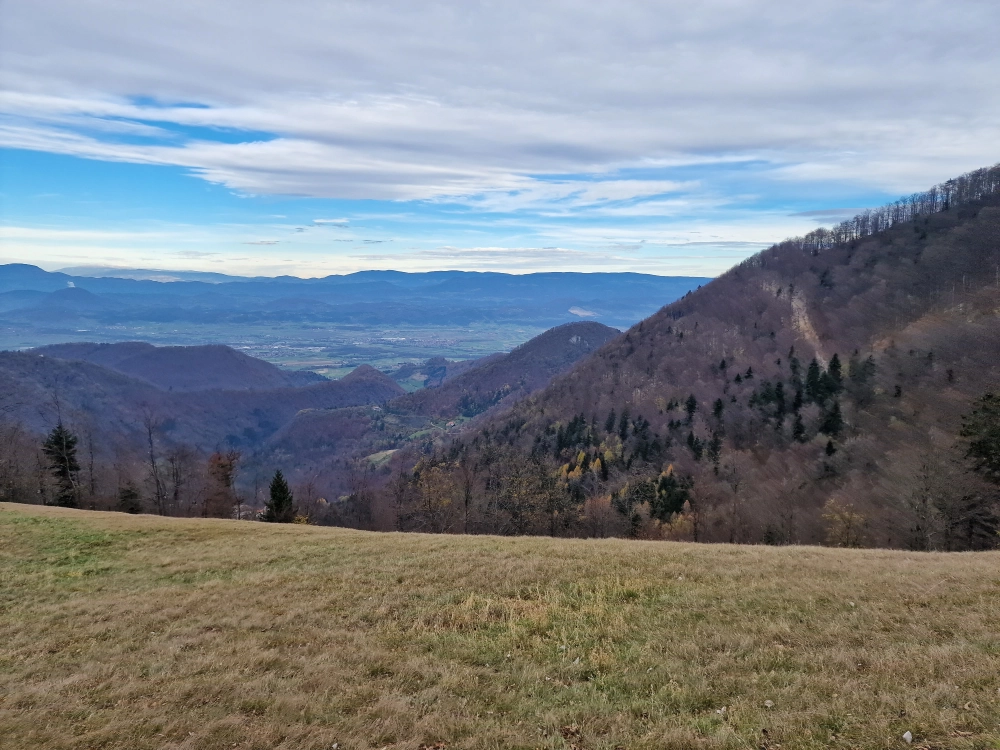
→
(400, 164, 1000, 547)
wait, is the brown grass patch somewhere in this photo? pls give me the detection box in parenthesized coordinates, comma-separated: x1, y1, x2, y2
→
(1, 503, 999, 749)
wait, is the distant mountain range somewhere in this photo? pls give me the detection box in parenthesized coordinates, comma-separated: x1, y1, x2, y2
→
(0, 265, 710, 331)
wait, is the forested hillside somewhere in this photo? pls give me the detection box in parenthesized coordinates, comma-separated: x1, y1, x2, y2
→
(0, 325, 618, 520)
(391, 322, 619, 419)
(390, 165, 1000, 548)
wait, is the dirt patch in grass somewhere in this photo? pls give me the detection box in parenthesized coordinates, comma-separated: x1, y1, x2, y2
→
(2, 503, 999, 749)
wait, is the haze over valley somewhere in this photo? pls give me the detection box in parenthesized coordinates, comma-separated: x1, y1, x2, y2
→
(0, 265, 707, 376)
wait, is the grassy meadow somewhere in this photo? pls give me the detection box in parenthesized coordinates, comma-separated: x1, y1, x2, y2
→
(1, 503, 998, 750)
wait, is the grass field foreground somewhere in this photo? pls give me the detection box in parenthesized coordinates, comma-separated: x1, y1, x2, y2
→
(1, 503, 999, 749)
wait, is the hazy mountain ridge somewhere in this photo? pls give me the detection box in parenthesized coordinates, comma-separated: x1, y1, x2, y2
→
(0, 266, 709, 330)
(255, 322, 624, 502)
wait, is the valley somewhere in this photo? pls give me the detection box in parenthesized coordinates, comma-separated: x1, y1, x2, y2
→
(0, 268, 708, 375)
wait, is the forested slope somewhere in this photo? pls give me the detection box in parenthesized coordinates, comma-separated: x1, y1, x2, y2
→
(397, 164, 1000, 547)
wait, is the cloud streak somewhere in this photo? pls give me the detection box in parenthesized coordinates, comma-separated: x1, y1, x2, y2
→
(2, 0, 998, 203)
(1, 0, 998, 275)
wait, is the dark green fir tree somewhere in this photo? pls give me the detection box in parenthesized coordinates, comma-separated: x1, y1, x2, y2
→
(42, 423, 80, 508)
(262, 469, 296, 523)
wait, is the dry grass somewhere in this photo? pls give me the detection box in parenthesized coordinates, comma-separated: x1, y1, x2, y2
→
(1, 504, 999, 750)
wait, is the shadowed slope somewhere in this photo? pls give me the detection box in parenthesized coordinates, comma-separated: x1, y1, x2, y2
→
(390, 321, 620, 419)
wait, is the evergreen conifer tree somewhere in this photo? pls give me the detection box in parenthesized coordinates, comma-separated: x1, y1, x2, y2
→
(961, 392, 1000, 484)
(618, 408, 630, 441)
(792, 412, 806, 442)
(792, 388, 804, 412)
(118, 482, 143, 514)
(805, 358, 822, 401)
(263, 469, 296, 522)
(42, 423, 80, 508)
(684, 394, 698, 423)
(819, 401, 844, 437)
(828, 353, 843, 391)
(712, 398, 725, 420)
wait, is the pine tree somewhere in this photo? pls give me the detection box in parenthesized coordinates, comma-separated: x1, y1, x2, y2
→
(118, 482, 143, 514)
(684, 394, 698, 423)
(707, 432, 723, 464)
(792, 388, 804, 412)
(41, 423, 80, 508)
(618, 408, 630, 441)
(792, 412, 806, 442)
(961, 392, 1000, 484)
(828, 353, 843, 391)
(712, 398, 725, 420)
(819, 401, 844, 437)
(263, 469, 296, 522)
(805, 358, 822, 402)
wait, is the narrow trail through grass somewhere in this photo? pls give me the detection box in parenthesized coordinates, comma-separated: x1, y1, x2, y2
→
(1, 503, 998, 749)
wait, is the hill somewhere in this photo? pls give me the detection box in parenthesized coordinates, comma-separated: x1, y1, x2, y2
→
(33, 341, 325, 391)
(2, 503, 997, 749)
(391, 321, 620, 419)
(0, 352, 403, 457)
(397, 164, 1000, 548)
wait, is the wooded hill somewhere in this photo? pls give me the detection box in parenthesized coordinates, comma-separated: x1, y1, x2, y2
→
(33, 341, 326, 391)
(0, 323, 614, 517)
(394, 164, 1000, 548)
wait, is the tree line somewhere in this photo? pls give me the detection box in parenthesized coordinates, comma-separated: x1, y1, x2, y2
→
(3, 414, 301, 524)
(742, 163, 1000, 260)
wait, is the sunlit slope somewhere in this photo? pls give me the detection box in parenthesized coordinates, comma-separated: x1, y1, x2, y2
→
(2, 503, 997, 749)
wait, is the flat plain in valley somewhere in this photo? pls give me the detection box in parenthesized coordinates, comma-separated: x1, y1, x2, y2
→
(1, 503, 998, 749)
(0, 322, 548, 378)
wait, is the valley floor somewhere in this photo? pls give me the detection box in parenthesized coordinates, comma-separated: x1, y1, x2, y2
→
(1, 504, 998, 749)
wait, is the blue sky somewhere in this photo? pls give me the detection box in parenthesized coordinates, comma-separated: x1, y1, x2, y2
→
(1, 0, 998, 277)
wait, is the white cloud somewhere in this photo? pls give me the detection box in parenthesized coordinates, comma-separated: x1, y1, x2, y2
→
(0, 0, 997, 204)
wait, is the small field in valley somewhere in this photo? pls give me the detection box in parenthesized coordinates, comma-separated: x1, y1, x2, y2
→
(1, 504, 998, 750)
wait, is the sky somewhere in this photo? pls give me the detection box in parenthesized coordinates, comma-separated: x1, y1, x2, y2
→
(0, 0, 998, 278)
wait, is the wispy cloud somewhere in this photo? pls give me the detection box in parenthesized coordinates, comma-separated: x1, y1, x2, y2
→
(2, 0, 998, 275)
